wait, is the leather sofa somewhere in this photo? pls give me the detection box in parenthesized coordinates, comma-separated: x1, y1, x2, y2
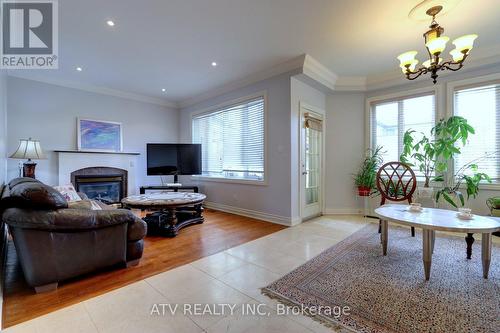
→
(1, 177, 147, 293)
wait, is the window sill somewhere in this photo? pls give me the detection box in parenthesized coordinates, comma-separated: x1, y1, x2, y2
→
(191, 175, 268, 186)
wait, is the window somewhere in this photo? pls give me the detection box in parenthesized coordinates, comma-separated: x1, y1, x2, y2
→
(370, 93, 436, 178)
(192, 95, 265, 182)
(453, 82, 500, 182)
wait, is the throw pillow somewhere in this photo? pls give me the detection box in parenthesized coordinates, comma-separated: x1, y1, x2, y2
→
(53, 184, 81, 202)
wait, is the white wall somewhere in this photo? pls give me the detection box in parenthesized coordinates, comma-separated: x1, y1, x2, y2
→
(290, 76, 326, 221)
(179, 72, 293, 223)
(0, 72, 6, 184)
(6, 77, 179, 188)
(324, 92, 365, 214)
(366, 65, 500, 215)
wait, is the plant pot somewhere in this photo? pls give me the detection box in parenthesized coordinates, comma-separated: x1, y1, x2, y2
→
(418, 186, 434, 199)
(357, 186, 371, 197)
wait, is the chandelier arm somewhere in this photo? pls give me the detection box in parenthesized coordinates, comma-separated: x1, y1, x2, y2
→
(440, 61, 464, 72)
(406, 67, 428, 81)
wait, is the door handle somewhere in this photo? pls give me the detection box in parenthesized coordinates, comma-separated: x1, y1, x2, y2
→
(302, 171, 308, 175)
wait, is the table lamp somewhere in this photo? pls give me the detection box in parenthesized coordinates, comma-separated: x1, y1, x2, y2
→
(9, 138, 46, 178)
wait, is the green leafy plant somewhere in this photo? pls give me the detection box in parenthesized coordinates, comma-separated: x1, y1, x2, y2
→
(400, 116, 475, 187)
(400, 116, 494, 208)
(353, 146, 384, 193)
(435, 159, 492, 208)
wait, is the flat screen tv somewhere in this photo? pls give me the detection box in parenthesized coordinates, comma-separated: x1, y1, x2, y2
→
(147, 144, 202, 178)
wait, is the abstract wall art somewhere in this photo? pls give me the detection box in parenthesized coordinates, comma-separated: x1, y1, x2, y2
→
(77, 118, 123, 152)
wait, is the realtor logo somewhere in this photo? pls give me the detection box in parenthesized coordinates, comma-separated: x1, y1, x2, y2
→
(1, 0, 58, 69)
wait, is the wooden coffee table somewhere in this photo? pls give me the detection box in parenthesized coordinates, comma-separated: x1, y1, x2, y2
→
(375, 204, 500, 280)
(122, 192, 206, 237)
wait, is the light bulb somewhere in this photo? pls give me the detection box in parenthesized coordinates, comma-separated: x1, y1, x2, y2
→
(425, 36, 449, 55)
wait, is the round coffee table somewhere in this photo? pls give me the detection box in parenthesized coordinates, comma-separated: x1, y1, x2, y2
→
(122, 192, 206, 237)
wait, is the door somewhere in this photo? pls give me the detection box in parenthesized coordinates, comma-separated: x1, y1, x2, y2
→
(300, 106, 324, 220)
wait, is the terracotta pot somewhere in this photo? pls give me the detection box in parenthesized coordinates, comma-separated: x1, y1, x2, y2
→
(357, 186, 371, 197)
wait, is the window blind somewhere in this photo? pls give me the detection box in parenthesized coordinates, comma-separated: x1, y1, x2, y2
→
(192, 96, 265, 181)
(453, 83, 500, 182)
(370, 93, 436, 178)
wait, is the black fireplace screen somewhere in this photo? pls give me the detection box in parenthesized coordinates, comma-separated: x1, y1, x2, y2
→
(75, 176, 123, 204)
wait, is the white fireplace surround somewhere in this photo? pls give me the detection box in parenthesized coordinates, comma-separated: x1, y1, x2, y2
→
(57, 151, 140, 196)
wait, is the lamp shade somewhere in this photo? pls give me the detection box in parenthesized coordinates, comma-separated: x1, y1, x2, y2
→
(10, 138, 46, 160)
(452, 34, 478, 53)
(425, 36, 449, 55)
(397, 51, 418, 67)
(449, 49, 465, 62)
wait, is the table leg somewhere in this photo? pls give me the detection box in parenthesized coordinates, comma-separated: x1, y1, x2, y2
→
(381, 220, 388, 256)
(423, 229, 434, 281)
(481, 233, 492, 279)
(165, 208, 178, 237)
(431, 230, 435, 254)
(465, 233, 474, 259)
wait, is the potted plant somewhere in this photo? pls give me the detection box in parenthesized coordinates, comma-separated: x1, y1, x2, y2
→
(354, 146, 383, 196)
(435, 156, 492, 208)
(400, 116, 475, 200)
(487, 197, 500, 217)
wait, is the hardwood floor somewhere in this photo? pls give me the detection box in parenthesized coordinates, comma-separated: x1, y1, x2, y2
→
(2, 209, 285, 329)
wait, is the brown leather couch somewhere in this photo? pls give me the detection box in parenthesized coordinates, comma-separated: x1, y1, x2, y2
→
(1, 177, 147, 293)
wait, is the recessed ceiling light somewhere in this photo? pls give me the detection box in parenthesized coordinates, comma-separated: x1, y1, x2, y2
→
(106, 20, 115, 27)
(161, 88, 166, 92)
(76, 67, 83, 72)
(211, 62, 217, 67)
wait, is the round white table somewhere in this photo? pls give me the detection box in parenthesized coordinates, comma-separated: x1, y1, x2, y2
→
(375, 204, 500, 280)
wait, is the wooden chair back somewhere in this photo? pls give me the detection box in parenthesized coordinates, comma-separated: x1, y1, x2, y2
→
(376, 162, 417, 205)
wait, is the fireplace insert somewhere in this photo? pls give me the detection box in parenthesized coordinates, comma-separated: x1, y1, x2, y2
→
(74, 175, 124, 204)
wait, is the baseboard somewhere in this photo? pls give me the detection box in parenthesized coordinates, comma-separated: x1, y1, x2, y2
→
(203, 201, 294, 226)
(323, 208, 364, 215)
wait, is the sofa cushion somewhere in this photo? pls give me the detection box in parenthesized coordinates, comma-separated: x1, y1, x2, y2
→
(53, 184, 81, 202)
(8, 182, 68, 210)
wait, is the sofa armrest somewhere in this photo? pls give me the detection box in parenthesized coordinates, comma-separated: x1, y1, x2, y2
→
(2, 208, 138, 231)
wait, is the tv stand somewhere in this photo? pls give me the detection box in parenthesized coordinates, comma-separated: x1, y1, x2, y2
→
(140, 185, 199, 194)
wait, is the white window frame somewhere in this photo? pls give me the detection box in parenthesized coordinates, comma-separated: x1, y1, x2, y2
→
(446, 72, 500, 190)
(190, 91, 268, 186)
(365, 86, 443, 185)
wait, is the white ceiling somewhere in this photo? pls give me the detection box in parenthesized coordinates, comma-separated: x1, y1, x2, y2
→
(9, 0, 500, 105)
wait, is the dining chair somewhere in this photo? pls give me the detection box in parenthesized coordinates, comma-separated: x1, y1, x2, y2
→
(376, 161, 417, 237)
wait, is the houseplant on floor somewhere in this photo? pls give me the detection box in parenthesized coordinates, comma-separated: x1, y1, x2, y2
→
(354, 146, 383, 196)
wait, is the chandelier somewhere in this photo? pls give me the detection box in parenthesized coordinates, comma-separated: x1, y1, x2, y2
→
(397, 5, 477, 84)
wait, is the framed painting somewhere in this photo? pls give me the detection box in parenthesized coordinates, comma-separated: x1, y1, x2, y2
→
(77, 118, 123, 152)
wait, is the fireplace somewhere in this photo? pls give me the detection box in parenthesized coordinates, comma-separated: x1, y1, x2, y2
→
(71, 167, 128, 204)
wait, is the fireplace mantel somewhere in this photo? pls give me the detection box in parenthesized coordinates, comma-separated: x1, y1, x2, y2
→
(54, 150, 140, 155)
(57, 151, 139, 196)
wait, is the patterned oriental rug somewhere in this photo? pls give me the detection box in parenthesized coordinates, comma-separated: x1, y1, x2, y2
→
(262, 224, 499, 333)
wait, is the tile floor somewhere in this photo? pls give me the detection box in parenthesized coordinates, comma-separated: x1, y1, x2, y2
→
(3, 215, 372, 333)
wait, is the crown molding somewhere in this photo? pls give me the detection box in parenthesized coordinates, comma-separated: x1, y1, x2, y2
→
(6, 73, 178, 108)
(333, 76, 367, 91)
(302, 54, 338, 91)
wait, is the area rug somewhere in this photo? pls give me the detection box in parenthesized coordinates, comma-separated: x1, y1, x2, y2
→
(262, 224, 500, 333)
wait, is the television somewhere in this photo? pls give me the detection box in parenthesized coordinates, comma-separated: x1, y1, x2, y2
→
(147, 144, 202, 180)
